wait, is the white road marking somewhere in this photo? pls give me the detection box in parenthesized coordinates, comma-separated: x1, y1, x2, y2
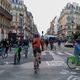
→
(64, 52, 73, 56)
(67, 75, 74, 80)
(46, 61, 50, 66)
(60, 69, 70, 75)
(67, 75, 80, 80)
(4, 61, 13, 64)
(57, 51, 63, 55)
(60, 69, 77, 75)
(49, 51, 55, 58)
(0, 70, 5, 74)
(42, 52, 46, 55)
(46, 61, 66, 66)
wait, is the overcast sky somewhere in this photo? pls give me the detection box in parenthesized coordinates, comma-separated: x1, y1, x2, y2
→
(24, 0, 80, 35)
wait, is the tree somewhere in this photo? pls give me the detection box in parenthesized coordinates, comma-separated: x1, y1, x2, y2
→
(73, 31, 80, 40)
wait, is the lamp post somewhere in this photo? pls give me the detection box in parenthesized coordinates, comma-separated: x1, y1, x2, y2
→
(23, 25, 26, 39)
(42, 31, 44, 38)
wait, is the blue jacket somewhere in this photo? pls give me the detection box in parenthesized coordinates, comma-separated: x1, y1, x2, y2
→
(74, 43, 80, 56)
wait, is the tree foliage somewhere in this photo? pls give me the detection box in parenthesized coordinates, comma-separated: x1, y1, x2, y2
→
(73, 31, 80, 40)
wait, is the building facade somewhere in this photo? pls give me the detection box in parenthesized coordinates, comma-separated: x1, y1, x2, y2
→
(0, 0, 12, 41)
(58, 2, 80, 40)
(10, 0, 36, 39)
(46, 17, 58, 36)
(10, 0, 25, 35)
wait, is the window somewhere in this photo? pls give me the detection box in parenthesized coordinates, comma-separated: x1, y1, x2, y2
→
(12, 0, 18, 3)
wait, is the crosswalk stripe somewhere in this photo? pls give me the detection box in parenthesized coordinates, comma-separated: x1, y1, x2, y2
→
(8, 50, 73, 58)
(46, 61, 66, 66)
(0, 70, 5, 74)
(67, 75, 74, 80)
(42, 52, 46, 55)
(67, 75, 80, 80)
(64, 52, 73, 56)
(57, 51, 63, 55)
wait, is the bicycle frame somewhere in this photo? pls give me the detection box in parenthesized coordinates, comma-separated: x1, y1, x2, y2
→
(67, 55, 80, 69)
(34, 58, 39, 73)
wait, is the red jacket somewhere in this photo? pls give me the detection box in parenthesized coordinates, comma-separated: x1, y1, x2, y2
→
(32, 38, 42, 48)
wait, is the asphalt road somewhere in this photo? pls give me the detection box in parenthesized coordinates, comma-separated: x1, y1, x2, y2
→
(0, 44, 80, 80)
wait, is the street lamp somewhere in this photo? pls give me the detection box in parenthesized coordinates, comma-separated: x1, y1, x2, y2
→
(42, 31, 44, 38)
(23, 25, 26, 39)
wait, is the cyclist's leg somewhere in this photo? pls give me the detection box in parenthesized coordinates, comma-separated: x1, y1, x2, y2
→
(37, 48, 41, 64)
(33, 48, 37, 68)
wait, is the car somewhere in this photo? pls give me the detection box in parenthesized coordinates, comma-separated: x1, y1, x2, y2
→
(64, 41, 74, 48)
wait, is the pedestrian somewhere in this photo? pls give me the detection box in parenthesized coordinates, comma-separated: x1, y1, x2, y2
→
(49, 37, 54, 50)
(74, 36, 80, 63)
(57, 38, 61, 48)
(16, 39, 22, 63)
(45, 39, 49, 48)
(23, 38, 29, 58)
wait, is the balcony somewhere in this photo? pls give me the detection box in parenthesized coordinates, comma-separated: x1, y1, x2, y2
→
(0, 6, 12, 21)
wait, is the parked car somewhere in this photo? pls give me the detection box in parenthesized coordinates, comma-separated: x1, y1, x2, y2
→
(64, 41, 74, 48)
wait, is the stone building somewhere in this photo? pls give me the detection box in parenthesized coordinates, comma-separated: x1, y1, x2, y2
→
(58, 2, 80, 40)
(0, 0, 12, 41)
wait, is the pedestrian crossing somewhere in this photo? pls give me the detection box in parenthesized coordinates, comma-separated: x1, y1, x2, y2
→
(0, 49, 73, 66)
(7, 48, 73, 57)
(42, 50, 73, 56)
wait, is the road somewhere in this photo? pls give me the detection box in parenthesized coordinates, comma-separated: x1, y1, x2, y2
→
(0, 44, 80, 80)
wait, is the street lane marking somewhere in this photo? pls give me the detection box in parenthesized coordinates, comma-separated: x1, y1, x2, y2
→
(4, 61, 13, 64)
(46, 61, 66, 66)
(67, 75, 74, 80)
(65, 52, 73, 56)
(60, 69, 77, 75)
(60, 69, 70, 75)
(46, 61, 50, 66)
(57, 51, 63, 55)
(42, 52, 46, 55)
(0, 70, 5, 74)
(67, 75, 80, 80)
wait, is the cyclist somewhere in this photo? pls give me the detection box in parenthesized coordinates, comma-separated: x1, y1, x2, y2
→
(74, 36, 80, 62)
(32, 34, 42, 69)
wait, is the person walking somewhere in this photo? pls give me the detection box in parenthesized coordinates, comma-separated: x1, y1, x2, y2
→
(57, 38, 61, 48)
(74, 36, 80, 63)
(23, 38, 29, 58)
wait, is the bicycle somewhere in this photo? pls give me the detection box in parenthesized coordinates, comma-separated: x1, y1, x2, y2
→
(67, 55, 80, 69)
(0, 48, 8, 59)
(34, 58, 40, 73)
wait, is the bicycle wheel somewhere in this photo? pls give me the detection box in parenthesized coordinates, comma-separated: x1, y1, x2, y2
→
(67, 57, 76, 69)
(34, 59, 39, 73)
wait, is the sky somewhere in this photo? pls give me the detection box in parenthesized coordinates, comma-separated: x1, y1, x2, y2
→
(24, 0, 80, 35)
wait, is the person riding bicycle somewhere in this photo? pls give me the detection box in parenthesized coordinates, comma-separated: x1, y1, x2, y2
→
(32, 34, 42, 69)
(74, 36, 80, 62)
